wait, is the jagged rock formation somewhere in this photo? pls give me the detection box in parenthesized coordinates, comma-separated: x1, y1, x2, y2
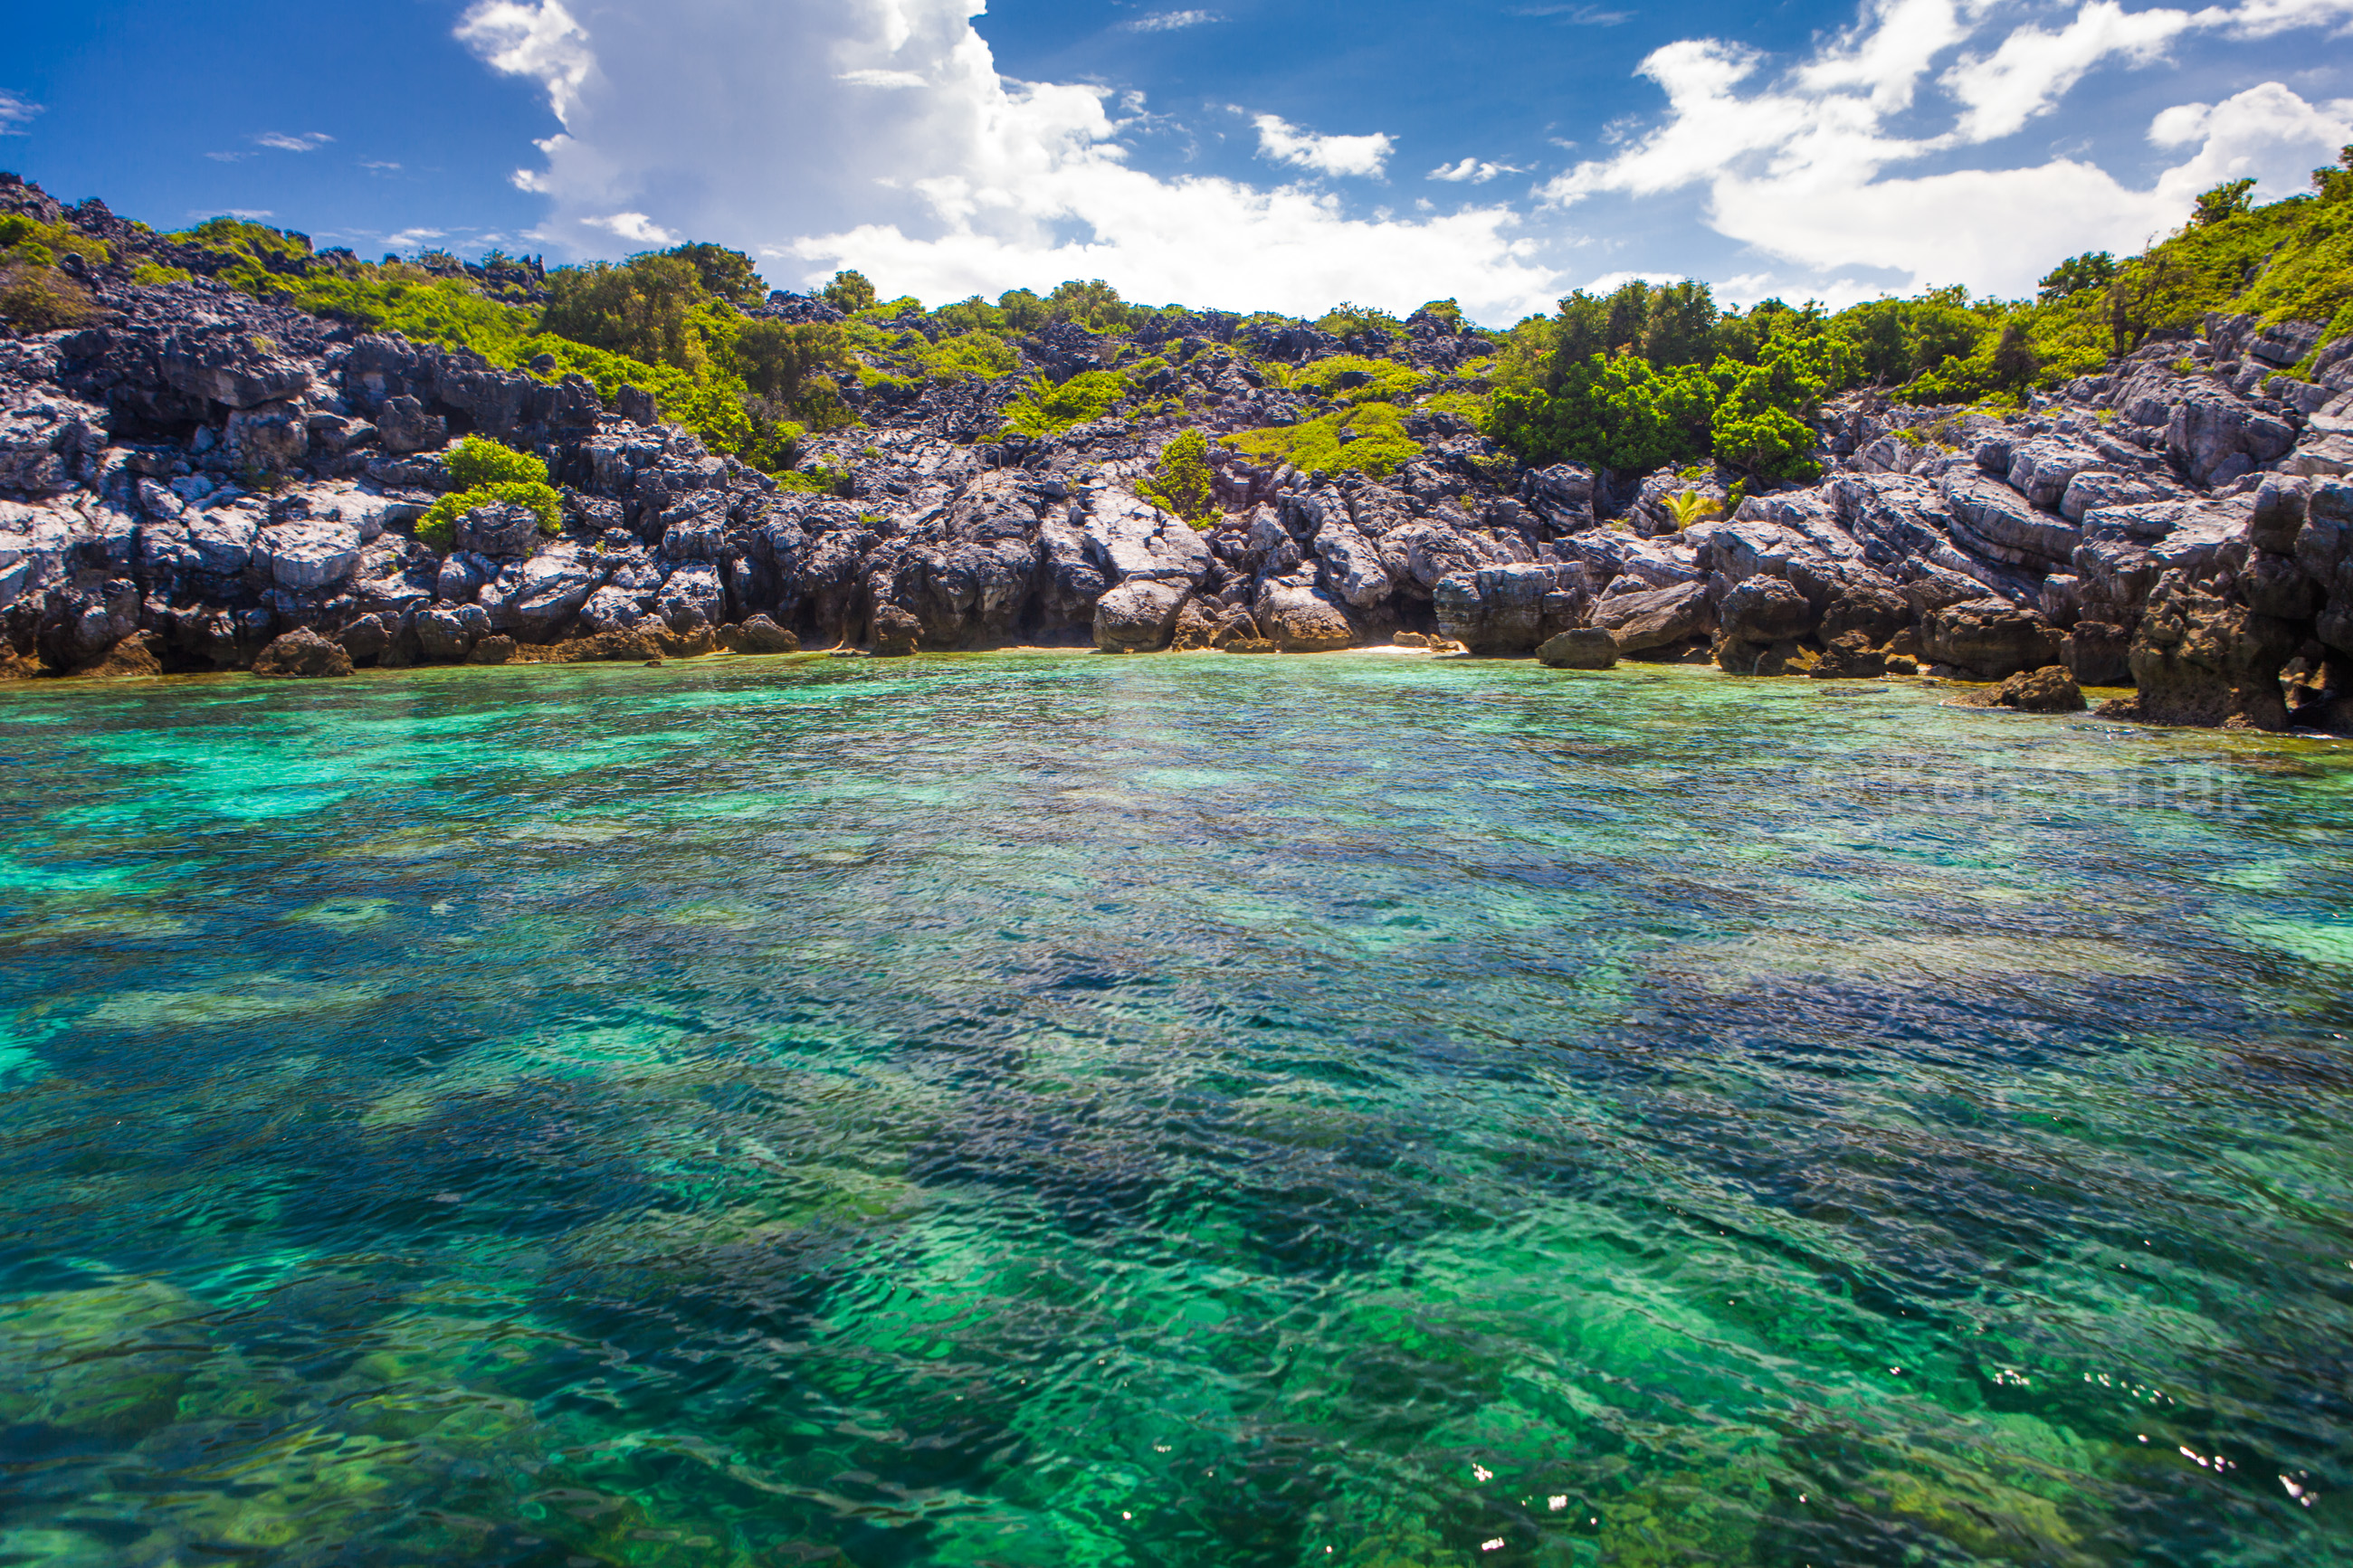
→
(4, 178, 2350, 732)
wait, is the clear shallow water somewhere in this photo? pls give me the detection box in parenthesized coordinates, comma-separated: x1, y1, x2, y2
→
(1, 651, 2350, 1568)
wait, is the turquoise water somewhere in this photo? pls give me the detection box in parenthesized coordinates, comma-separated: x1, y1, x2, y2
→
(1, 651, 2350, 1567)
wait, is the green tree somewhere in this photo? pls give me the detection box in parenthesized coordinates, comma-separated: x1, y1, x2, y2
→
(2193, 178, 2257, 226)
(1642, 280, 1718, 367)
(541, 254, 710, 372)
(732, 319, 848, 408)
(2314, 147, 2353, 204)
(1047, 279, 1133, 331)
(2037, 252, 2119, 300)
(823, 269, 878, 313)
(932, 295, 1005, 334)
(1141, 429, 1217, 526)
(665, 242, 765, 305)
(997, 288, 1050, 332)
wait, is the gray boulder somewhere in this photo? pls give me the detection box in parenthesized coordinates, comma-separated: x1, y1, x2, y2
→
(1717, 576, 1816, 644)
(257, 518, 362, 592)
(1922, 598, 2062, 679)
(1093, 580, 1188, 651)
(1591, 580, 1711, 653)
(453, 501, 544, 558)
(1433, 563, 1554, 653)
(2167, 386, 2294, 487)
(1537, 628, 1618, 669)
(1254, 571, 1355, 651)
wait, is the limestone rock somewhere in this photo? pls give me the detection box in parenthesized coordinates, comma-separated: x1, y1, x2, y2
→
(252, 628, 353, 679)
(2127, 575, 2298, 729)
(453, 500, 544, 558)
(1093, 579, 1187, 651)
(723, 613, 800, 654)
(1591, 579, 1712, 653)
(872, 603, 920, 656)
(1717, 576, 1815, 645)
(1537, 628, 1617, 669)
(1922, 598, 2062, 679)
(1254, 574, 1355, 652)
(1995, 665, 2085, 712)
(2062, 621, 2131, 686)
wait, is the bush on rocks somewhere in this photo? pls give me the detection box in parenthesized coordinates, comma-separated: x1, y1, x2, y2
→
(415, 438, 563, 551)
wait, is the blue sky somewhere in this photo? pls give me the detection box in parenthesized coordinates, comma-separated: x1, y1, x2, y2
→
(5, 0, 2350, 324)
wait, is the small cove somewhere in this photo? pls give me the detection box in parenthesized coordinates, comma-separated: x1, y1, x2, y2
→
(2, 651, 2349, 1565)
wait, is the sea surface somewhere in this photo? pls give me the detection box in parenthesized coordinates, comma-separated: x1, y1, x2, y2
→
(1, 651, 2349, 1567)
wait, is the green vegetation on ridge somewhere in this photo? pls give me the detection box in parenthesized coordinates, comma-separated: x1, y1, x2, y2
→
(4, 156, 2348, 495)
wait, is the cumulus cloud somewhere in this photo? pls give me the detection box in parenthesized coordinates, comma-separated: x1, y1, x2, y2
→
(1507, 5, 1631, 21)
(1253, 114, 1395, 178)
(839, 68, 929, 87)
(586, 212, 679, 244)
(457, 0, 595, 126)
(1120, 9, 1224, 32)
(456, 0, 1562, 320)
(1429, 157, 1526, 184)
(254, 131, 334, 152)
(0, 90, 42, 135)
(1544, 0, 2353, 297)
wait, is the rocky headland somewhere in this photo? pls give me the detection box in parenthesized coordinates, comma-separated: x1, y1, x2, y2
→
(4, 174, 2350, 734)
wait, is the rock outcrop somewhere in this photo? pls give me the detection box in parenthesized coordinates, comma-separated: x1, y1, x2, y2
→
(3, 173, 2349, 733)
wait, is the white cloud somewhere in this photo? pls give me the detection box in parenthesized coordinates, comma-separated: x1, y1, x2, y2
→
(586, 212, 679, 244)
(204, 151, 251, 163)
(1508, 5, 1632, 21)
(1543, 0, 2353, 298)
(457, 0, 1563, 320)
(457, 0, 596, 127)
(254, 131, 334, 152)
(362, 160, 403, 173)
(1429, 157, 1527, 184)
(1941, 1, 2196, 143)
(387, 227, 449, 250)
(1121, 9, 1224, 32)
(187, 208, 276, 220)
(0, 90, 42, 135)
(1585, 270, 1686, 292)
(1253, 113, 1395, 178)
(839, 68, 929, 87)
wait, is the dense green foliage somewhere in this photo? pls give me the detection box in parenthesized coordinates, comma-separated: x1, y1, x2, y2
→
(1223, 400, 1419, 479)
(11, 158, 2340, 499)
(417, 480, 562, 551)
(1285, 354, 1426, 404)
(418, 438, 560, 550)
(999, 370, 1130, 435)
(444, 435, 549, 489)
(1141, 429, 1217, 525)
(0, 212, 105, 329)
(1483, 171, 2353, 474)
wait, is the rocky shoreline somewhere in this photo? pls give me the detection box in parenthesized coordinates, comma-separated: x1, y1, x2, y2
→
(5, 196, 2350, 735)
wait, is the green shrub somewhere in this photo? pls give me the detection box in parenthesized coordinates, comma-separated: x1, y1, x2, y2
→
(1223, 400, 1417, 478)
(774, 465, 852, 496)
(1314, 302, 1403, 341)
(1664, 489, 1720, 528)
(2194, 178, 2257, 226)
(130, 262, 193, 286)
(824, 270, 878, 313)
(443, 435, 548, 489)
(416, 480, 563, 551)
(1141, 429, 1217, 526)
(999, 369, 1129, 435)
(1292, 354, 1425, 404)
(0, 262, 96, 330)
